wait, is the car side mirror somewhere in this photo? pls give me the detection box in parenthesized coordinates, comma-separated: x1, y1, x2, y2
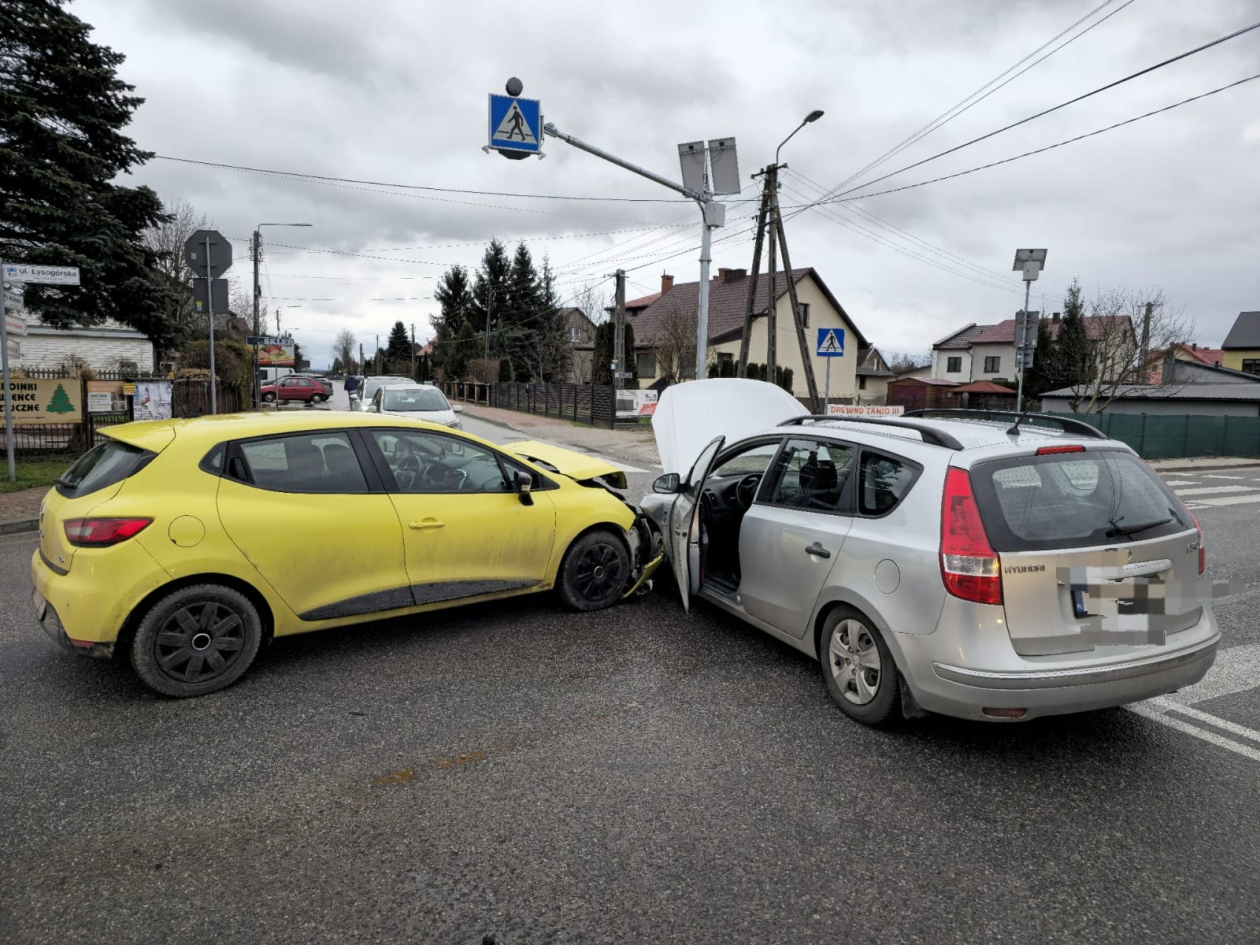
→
(653, 473, 682, 494)
(453, 404, 465, 414)
(514, 470, 534, 506)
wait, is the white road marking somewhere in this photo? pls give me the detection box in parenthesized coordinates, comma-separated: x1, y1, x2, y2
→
(1192, 494, 1260, 507)
(1162, 480, 1200, 487)
(1126, 643, 1260, 762)
(1128, 702, 1260, 762)
(1184, 503, 1208, 509)
(1175, 486, 1260, 496)
(1203, 474, 1249, 480)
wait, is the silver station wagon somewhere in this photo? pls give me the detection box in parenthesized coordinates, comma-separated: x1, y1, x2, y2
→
(640, 380, 1219, 726)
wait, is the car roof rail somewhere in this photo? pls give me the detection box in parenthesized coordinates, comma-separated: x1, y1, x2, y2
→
(778, 415, 964, 451)
(901, 408, 1108, 440)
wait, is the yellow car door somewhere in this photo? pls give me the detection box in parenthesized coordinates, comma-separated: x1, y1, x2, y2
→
(362, 427, 556, 604)
(216, 430, 412, 621)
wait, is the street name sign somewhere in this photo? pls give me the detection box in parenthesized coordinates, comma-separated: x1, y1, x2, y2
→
(2, 263, 81, 285)
(816, 328, 845, 357)
(488, 94, 542, 154)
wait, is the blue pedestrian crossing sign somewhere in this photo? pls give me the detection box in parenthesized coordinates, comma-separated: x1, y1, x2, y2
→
(488, 94, 542, 154)
(816, 328, 845, 357)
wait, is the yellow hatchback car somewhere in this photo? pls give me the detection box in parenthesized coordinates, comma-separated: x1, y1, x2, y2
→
(32, 412, 661, 697)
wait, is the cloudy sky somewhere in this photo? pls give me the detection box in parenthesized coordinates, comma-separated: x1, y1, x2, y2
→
(76, 0, 1260, 368)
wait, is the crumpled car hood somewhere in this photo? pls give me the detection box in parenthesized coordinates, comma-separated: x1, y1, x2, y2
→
(651, 379, 808, 476)
(504, 440, 628, 490)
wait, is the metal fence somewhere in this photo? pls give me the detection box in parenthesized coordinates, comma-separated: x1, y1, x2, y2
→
(1052, 413, 1260, 459)
(5, 371, 242, 457)
(492, 382, 616, 429)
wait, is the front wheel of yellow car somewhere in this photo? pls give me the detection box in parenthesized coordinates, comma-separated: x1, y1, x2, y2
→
(130, 585, 263, 698)
(558, 530, 630, 612)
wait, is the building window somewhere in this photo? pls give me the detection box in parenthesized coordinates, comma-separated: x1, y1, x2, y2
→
(983, 356, 1001, 373)
(946, 356, 962, 374)
(636, 353, 656, 378)
(717, 352, 733, 364)
(569, 327, 581, 343)
(858, 375, 867, 390)
(798, 303, 810, 328)
(1242, 359, 1260, 376)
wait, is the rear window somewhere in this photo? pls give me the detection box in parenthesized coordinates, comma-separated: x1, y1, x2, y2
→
(56, 440, 154, 498)
(383, 388, 449, 412)
(971, 449, 1193, 552)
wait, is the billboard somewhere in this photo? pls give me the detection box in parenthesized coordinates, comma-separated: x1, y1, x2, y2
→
(827, 404, 905, 418)
(86, 380, 128, 414)
(258, 342, 296, 368)
(2, 378, 83, 424)
(134, 380, 173, 421)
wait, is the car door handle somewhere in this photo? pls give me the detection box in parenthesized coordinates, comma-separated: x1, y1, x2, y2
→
(805, 542, 830, 559)
(408, 519, 445, 530)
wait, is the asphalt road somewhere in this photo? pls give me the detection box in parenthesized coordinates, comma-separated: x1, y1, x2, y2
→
(1, 409, 1257, 943)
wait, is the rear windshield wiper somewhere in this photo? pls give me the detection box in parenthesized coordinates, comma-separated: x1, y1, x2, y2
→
(1105, 517, 1172, 538)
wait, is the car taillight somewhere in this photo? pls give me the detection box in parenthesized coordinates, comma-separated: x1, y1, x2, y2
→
(1189, 511, 1205, 574)
(63, 517, 152, 547)
(940, 467, 1002, 606)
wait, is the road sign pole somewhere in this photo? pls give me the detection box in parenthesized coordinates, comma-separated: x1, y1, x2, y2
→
(1016, 280, 1031, 414)
(825, 355, 831, 412)
(0, 262, 14, 482)
(252, 231, 261, 408)
(205, 235, 217, 415)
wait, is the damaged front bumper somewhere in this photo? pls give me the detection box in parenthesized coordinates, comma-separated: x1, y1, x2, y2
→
(622, 513, 665, 599)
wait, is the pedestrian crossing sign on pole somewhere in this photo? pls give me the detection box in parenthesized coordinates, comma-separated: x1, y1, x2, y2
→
(816, 328, 845, 357)
(488, 94, 542, 155)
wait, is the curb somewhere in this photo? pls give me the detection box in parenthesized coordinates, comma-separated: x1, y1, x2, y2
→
(0, 519, 38, 536)
(1151, 460, 1260, 473)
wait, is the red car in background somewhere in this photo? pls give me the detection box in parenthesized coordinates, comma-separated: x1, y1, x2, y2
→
(260, 375, 328, 405)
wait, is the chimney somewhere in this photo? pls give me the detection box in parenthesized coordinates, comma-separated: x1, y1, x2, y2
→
(1052, 312, 1061, 323)
(1192, 343, 1198, 351)
(660, 274, 674, 294)
(723, 268, 747, 283)
(1161, 347, 1177, 386)
(716, 268, 730, 282)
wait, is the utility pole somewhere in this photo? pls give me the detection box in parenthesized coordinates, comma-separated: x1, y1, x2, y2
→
(251, 231, 261, 407)
(484, 285, 493, 373)
(1140, 300, 1153, 370)
(375, 333, 381, 375)
(737, 186, 770, 377)
(410, 323, 417, 381)
(612, 269, 626, 389)
(359, 342, 365, 376)
(764, 164, 779, 381)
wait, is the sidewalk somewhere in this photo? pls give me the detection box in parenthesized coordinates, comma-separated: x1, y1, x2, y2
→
(1147, 457, 1260, 473)
(0, 488, 44, 535)
(460, 404, 661, 466)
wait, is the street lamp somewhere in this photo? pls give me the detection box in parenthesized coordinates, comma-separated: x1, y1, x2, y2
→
(1012, 248, 1048, 414)
(776, 109, 824, 165)
(252, 223, 312, 405)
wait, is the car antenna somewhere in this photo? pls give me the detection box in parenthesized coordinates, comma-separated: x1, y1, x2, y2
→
(1006, 404, 1034, 437)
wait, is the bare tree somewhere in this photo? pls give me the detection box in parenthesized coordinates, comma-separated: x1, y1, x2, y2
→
(883, 349, 931, 374)
(1060, 287, 1195, 413)
(142, 198, 205, 348)
(649, 304, 700, 386)
(333, 328, 358, 373)
(573, 281, 611, 325)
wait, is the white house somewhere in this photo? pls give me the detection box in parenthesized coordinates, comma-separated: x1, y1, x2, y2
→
(4, 295, 154, 373)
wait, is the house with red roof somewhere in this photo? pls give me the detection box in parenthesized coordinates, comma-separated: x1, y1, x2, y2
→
(932, 312, 1135, 384)
(627, 267, 869, 401)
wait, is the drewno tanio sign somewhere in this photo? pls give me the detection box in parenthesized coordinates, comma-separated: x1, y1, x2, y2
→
(1, 378, 83, 423)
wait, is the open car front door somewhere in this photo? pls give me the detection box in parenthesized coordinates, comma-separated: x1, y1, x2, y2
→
(667, 436, 725, 612)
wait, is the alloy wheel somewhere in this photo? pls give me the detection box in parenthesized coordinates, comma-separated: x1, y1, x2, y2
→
(153, 600, 248, 685)
(828, 619, 882, 705)
(574, 541, 625, 603)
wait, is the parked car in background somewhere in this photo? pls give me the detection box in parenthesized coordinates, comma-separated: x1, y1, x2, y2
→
(295, 374, 334, 398)
(32, 412, 662, 697)
(260, 375, 327, 405)
(640, 380, 1219, 727)
(355, 376, 413, 412)
(368, 384, 463, 428)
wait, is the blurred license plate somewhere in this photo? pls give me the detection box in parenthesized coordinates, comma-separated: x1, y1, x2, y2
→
(31, 588, 46, 621)
(1072, 583, 1140, 617)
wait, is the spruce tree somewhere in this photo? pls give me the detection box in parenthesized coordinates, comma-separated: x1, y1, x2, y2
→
(1056, 278, 1095, 391)
(470, 239, 512, 363)
(0, 1, 174, 346)
(385, 320, 411, 373)
(432, 265, 473, 375)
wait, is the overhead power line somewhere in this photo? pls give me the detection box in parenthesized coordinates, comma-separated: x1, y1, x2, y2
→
(154, 155, 694, 203)
(834, 19, 1260, 200)
(821, 73, 1260, 204)
(833, 0, 1133, 195)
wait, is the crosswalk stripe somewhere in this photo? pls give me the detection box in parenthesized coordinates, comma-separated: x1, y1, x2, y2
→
(1176, 486, 1260, 496)
(1192, 493, 1260, 507)
(1163, 480, 1200, 487)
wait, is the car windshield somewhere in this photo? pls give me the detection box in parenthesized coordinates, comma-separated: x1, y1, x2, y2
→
(382, 388, 448, 412)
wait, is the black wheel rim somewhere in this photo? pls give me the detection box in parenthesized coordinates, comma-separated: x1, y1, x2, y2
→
(153, 600, 247, 685)
(575, 542, 625, 602)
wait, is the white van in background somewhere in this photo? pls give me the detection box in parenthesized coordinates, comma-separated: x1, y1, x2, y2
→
(259, 367, 294, 385)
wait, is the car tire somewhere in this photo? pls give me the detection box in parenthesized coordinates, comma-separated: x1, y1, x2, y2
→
(557, 529, 630, 612)
(819, 606, 900, 727)
(262, 393, 276, 403)
(130, 585, 263, 698)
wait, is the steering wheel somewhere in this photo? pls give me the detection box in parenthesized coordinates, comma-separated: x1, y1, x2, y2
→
(395, 452, 422, 491)
(422, 464, 467, 491)
(736, 474, 761, 511)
